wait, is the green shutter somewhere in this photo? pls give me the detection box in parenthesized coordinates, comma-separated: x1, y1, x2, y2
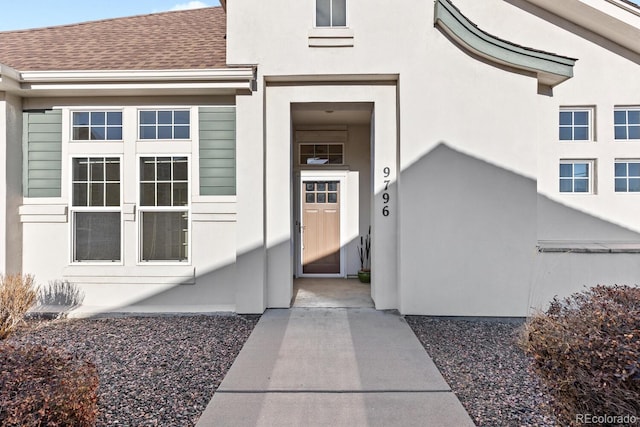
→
(23, 110, 62, 197)
(199, 107, 236, 196)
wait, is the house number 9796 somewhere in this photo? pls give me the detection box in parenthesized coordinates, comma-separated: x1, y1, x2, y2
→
(382, 167, 391, 217)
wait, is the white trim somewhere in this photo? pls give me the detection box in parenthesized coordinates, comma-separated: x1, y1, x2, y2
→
(20, 68, 255, 83)
(297, 170, 349, 278)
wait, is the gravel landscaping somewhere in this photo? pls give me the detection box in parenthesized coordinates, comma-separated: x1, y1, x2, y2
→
(7, 314, 260, 426)
(406, 316, 557, 427)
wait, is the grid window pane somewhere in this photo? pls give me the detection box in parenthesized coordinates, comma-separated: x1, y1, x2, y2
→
(299, 143, 344, 165)
(107, 127, 123, 140)
(332, 0, 347, 26)
(140, 126, 156, 139)
(574, 179, 589, 192)
(573, 127, 588, 140)
(559, 179, 573, 192)
(614, 161, 640, 192)
(615, 178, 627, 192)
(72, 111, 122, 141)
(316, 0, 331, 26)
(74, 112, 90, 126)
(74, 212, 121, 261)
(174, 111, 190, 124)
(140, 111, 156, 124)
(559, 109, 591, 141)
(141, 212, 188, 261)
(614, 109, 640, 140)
(139, 157, 189, 207)
(559, 162, 592, 194)
(139, 110, 190, 140)
(72, 158, 120, 207)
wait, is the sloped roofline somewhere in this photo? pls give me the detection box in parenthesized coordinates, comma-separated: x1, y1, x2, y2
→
(434, 0, 576, 88)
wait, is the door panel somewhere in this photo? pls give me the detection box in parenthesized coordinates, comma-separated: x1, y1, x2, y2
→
(302, 181, 340, 274)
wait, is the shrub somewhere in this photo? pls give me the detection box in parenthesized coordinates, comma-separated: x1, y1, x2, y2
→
(521, 285, 640, 426)
(0, 342, 99, 426)
(0, 274, 37, 339)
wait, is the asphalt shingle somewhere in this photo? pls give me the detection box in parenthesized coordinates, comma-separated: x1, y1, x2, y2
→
(0, 7, 227, 71)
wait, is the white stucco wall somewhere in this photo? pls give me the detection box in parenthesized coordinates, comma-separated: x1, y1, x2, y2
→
(226, 0, 640, 316)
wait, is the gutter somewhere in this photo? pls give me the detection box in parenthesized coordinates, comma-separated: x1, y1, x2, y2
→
(0, 65, 256, 96)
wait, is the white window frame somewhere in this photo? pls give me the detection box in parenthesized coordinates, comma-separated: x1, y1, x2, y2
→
(559, 107, 594, 142)
(137, 154, 191, 264)
(614, 107, 640, 141)
(69, 156, 123, 264)
(137, 108, 192, 141)
(315, 0, 348, 28)
(559, 159, 595, 194)
(614, 159, 640, 193)
(70, 110, 124, 142)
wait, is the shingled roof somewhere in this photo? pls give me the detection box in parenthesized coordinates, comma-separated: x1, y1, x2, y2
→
(0, 7, 227, 71)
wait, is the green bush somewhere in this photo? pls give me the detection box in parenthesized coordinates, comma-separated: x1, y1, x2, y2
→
(0, 343, 99, 426)
(0, 274, 37, 339)
(521, 285, 640, 426)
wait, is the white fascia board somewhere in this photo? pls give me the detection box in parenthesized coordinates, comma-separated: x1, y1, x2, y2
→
(19, 68, 255, 83)
(10, 67, 255, 96)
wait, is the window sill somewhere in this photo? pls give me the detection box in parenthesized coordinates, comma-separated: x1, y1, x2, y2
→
(62, 265, 195, 284)
(308, 28, 354, 47)
(538, 241, 640, 253)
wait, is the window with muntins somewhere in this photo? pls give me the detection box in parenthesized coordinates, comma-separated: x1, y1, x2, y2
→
(71, 157, 121, 262)
(615, 160, 640, 192)
(559, 161, 593, 193)
(299, 143, 344, 165)
(139, 156, 189, 262)
(559, 109, 591, 141)
(72, 111, 123, 140)
(139, 110, 190, 140)
(614, 108, 640, 140)
(316, 0, 346, 27)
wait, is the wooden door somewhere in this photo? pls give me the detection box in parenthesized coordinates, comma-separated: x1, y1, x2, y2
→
(302, 181, 340, 274)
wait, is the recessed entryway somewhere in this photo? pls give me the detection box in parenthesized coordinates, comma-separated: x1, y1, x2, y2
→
(292, 278, 374, 308)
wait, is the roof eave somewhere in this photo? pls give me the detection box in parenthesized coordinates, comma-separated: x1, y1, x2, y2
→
(524, 0, 640, 56)
(434, 0, 576, 89)
(2, 67, 256, 97)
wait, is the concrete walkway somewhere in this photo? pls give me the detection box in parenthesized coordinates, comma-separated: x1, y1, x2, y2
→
(196, 308, 475, 427)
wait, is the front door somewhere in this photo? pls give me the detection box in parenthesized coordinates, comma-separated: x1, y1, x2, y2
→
(301, 180, 340, 274)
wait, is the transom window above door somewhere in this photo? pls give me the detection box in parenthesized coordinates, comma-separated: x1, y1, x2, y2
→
(316, 0, 347, 27)
(299, 143, 344, 165)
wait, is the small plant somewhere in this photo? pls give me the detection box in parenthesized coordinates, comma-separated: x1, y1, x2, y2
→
(521, 285, 640, 426)
(0, 274, 37, 339)
(357, 226, 371, 272)
(0, 343, 99, 426)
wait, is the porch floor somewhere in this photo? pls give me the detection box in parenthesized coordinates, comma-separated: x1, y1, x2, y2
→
(292, 278, 374, 308)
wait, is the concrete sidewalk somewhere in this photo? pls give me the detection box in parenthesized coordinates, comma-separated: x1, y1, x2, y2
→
(196, 308, 475, 427)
